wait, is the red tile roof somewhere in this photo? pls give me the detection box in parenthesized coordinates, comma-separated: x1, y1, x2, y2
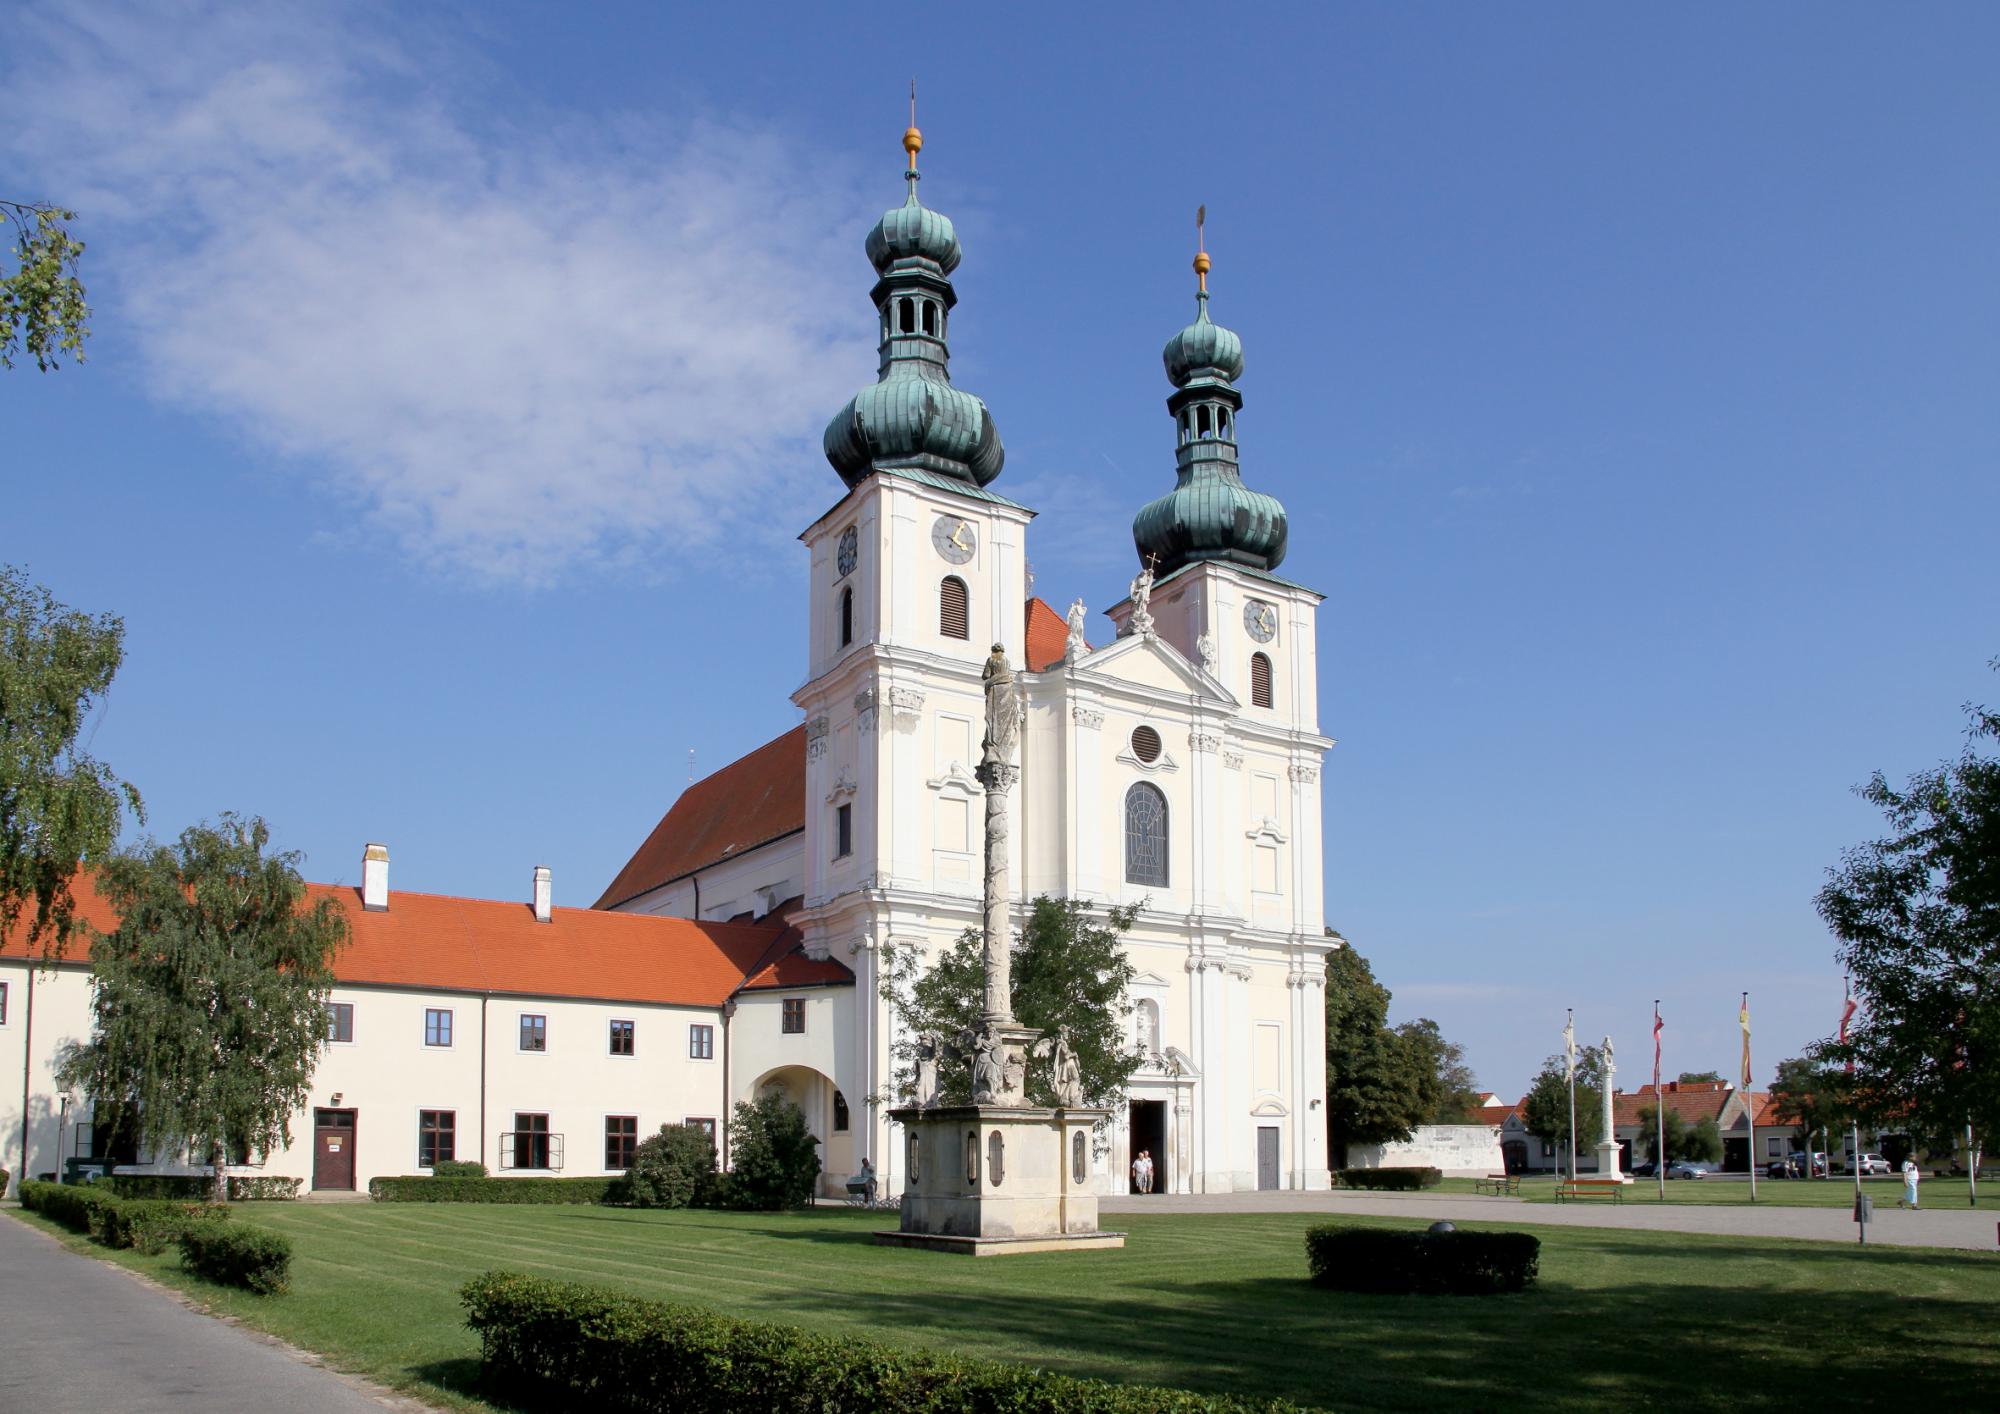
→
(1025, 596, 1077, 671)
(5, 874, 850, 1008)
(594, 725, 806, 909)
(1613, 1081, 1739, 1128)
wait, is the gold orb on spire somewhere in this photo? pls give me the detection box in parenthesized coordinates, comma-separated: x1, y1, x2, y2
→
(904, 125, 923, 158)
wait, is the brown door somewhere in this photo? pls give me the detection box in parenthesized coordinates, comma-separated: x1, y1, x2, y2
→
(313, 1108, 357, 1190)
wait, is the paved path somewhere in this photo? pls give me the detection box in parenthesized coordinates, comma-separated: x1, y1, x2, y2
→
(0, 1213, 414, 1413)
(1101, 1189, 2000, 1251)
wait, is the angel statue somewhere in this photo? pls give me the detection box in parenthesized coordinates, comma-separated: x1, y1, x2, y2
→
(912, 1030, 947, 1107)
(1034, 1031, 1087, 1109)
(1127, 558, 1156, 638)
(1065, 598, 1088, 663)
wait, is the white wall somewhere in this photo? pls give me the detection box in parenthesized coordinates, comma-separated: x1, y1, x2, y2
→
(1348, 1125, 1506, 1177)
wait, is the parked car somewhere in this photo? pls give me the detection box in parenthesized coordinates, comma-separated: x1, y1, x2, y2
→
(1630, 1158, 1661, 1178)
(1666, 1160, 1709, 1180)
(1853, 1152, 1891, 1176)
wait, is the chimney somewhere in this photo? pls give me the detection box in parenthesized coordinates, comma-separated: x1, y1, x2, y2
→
(362, 843, 390, 912)
(532, 865, 553, 923)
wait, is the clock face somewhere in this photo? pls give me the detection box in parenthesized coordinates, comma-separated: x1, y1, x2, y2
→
(1244, 600, 1278, 643)
(836, 526, 858, 579)
(931, 515, 977, 564)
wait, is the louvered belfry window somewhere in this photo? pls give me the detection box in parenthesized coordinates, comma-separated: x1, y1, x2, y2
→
(1250, 652, 1274, 709)
(1124, 782, 1169, 887)
(940, 576, 970, 639)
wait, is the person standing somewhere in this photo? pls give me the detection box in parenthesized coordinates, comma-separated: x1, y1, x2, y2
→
(1901, 1157, 1921, 1210)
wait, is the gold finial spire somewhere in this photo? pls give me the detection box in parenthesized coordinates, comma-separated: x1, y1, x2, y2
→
(1193, 204, 1211, 294)
(904, 79, 923, 170)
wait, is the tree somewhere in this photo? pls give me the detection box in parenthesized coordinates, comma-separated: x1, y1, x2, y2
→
(56, 816, 347, 1200)
(1635, 1104, 1689, 1163)
(1677, 1071, 1723, 1084)
(1323, 937, 1441, 1163)
(1769, 1056, 1852, 1172)
(1684, 1114, 1723, 1165)
(724, 1092, 820, 1210)
(880, 897, 1140, 1110)
(1816, 667, 2000, 1154)
(2, 566, 143, 960)
(2, 200, 89, 370)
(625, 1123, 717, 1209)
(1394, 1017, 1482, 1123)
(1521, 1046, 1605, 1172)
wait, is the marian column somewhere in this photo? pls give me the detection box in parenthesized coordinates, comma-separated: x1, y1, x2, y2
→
(978, 644, 1020, 1026)
(1595, 1035, 1627, 1181)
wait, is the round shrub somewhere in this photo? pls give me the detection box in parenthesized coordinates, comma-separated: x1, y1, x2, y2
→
(726, 1093, 822, 1210)
(431, 1159, 489, 1179)
(1305, 1224, 1540, 1295)
(625, 1124, 718, 1209)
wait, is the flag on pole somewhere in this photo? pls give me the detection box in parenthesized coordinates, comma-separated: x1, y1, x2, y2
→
(1739, 993, 1753, 1090)
(1653, 1003, 1664, 1090)
(1564, 1011, 1577, 1078)
(1839, 980, 1858, 1076)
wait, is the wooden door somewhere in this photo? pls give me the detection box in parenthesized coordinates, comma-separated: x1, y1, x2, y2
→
(313, 1108, 357, 1190)
(1257, 1126, 1280, 1190)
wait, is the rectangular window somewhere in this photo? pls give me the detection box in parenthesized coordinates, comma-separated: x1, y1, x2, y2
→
(513, 1113, 551, 1170)
(782, 998, 806, 1034)
(833, 1090, 850, 1132)
(835, 802, 853, 858)
(605, 1115, 638, 1169)
(686, 1117, 717, 1142)
(419, 1110, 456, 1168)
(609, 1019, 635, 1056)
(689, 1024, 714, 1060)
(424, 1008, 453, 1048)
(326, 1001, 354, 1043)
(519, 1014, 547, 1052)
(1767, 1136, 1784, 1158)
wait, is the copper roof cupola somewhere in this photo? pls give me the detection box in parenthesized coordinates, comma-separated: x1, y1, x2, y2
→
(1133, 212, 1288, 574)
(823, 107, 1004, 489)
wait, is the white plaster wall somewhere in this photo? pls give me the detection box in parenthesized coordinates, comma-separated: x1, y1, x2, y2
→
(1349, 1124, 1507, 1176)
(623, 835, 806, 922)
(2, 960, 94, 1194)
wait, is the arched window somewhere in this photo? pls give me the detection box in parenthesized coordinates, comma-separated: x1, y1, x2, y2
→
(839, 587, 854, 648)
(1197, 406, 1213, 438)
(1250, 652, 1274, 709)
(1124, 782, 1169, 887)
(1179, 411, 1190, 445)
(833, 1089, 850, 1132)
(922, 301, 937, 336)
(1219, 409, 1232, 440)
(899, 298, 915, 334)
(939, 575, 969, 639)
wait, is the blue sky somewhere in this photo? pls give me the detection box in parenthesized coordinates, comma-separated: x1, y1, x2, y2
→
(6, 2, 1996, 1097)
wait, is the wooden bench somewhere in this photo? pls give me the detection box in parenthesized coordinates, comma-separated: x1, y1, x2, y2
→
(1474, 1173, 1520, 1196)
(1555, 1179, 1625, 1204)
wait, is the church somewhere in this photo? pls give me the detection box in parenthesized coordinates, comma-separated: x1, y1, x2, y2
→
(595, 119, 1336, 1196)
(2, 120, 1334, 1199)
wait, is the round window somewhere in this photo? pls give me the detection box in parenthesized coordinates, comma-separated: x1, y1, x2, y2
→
(1131, 725, 1162, 763)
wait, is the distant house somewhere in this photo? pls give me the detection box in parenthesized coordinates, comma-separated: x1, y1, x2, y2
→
(1495, 1080, 1802, 1174)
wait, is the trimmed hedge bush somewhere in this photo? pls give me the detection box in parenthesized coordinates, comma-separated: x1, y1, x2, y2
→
(19, 1179, 119, 1234)
(369, 1175, 622, 1204)
(180, 1223, 293, 1294)
(107, 1174, 303, 1202)
(625, 1124, 717, 1209)
(1333, 1167, 1443, 1191)
(1304, 1225, 1540, 1295)
(462, 1271, 1307, 1413)
(431, 1160, 489, 1179)
(98, 1199, 230, 1255)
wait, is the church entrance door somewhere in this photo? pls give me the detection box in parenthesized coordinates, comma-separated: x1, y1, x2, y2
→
(1128, 1100, 1166, 1193)
(1256, 1126, 1280, 1190)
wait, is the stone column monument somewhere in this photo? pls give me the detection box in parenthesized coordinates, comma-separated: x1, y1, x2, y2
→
(877, 645, 1124, 1254)
(1595, 1035, 1628, 1182)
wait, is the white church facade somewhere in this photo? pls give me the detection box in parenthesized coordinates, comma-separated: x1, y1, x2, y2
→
(3, 123, 1335, 1199)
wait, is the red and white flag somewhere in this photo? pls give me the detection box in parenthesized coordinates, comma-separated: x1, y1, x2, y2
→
(1653, 1002, 1663, 1090)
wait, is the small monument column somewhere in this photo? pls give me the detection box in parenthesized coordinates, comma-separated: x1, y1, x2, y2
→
(1595, 1035, 1628, 1181)
(877, 643, 1123, 1254)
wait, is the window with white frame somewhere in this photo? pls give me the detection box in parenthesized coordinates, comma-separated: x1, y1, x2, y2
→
(424, 1008, 452, 1047)
(689, 1023, 714, 1060)
(519, 1013, 547, 1052)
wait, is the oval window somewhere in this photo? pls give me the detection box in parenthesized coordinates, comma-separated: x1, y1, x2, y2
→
(988, 1130, 1006, 1188)
(1131, 725, 1162, 763)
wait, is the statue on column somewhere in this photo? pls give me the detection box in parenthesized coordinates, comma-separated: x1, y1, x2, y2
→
(980, 644, 1018, 771)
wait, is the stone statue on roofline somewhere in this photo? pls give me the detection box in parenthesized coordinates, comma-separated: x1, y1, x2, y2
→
(1065, 598, 1088, 664)
(1127, 558, 1156, 638)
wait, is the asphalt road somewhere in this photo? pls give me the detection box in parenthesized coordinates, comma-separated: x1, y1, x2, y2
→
(0, 1213, 413, 1413)
(1100, 1187, 2000, 1251)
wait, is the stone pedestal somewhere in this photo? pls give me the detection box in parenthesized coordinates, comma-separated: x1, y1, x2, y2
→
(1594, 1139, 1630, 1182)
(877, 1104, 1125, 1256)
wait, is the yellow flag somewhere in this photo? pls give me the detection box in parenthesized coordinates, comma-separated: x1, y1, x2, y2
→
(1739, 995, 1752, 1089)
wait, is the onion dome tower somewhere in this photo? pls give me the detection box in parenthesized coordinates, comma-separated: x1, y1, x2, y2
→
(822, 112, 1004, 488)
(1132, 215, 1287, 573)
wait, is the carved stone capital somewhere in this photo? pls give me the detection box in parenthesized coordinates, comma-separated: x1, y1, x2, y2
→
(1288, 764, 1319, 784)
(887, 687, 925, 722)
(1071, 706, 1104, 730)
(805, 715, 830, 760)
(1222, 751, 1244, 770)
(1189, 732, 1220, 754)
(976, 762, 1020, 792)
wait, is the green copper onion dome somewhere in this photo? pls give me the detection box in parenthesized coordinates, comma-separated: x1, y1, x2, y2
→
(824, 122, 1003, 489)
(1133, 237, 1288, 574)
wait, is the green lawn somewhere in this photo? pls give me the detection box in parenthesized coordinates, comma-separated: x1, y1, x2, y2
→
(1481, 1174, 1995, 1207)
(11, 1203, 1998, 1412)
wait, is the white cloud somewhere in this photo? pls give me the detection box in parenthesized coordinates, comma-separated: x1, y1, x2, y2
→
(8, 3, 877, 584)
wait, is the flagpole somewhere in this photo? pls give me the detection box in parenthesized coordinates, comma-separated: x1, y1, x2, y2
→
(1743, 991, 1758, 1203)
(1845, 975, 1860, 1201)
(1654, 1000, 1666, 1203)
